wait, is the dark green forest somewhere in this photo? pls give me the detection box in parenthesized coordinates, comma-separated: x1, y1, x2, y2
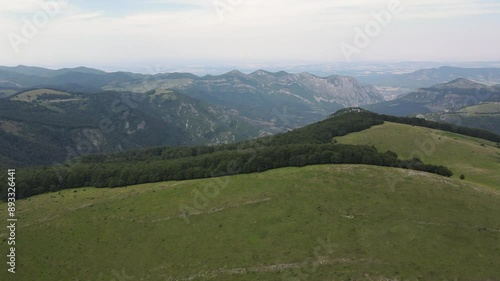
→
(0, 89, 260, 167)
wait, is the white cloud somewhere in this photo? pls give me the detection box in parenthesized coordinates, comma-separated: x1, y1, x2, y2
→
(0, 0, 46, 13)
(1, 0, 499, 67)
(402, 0, 500, 19)
(66, 11, 103, 20)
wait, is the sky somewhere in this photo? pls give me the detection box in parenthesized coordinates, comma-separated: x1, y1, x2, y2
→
(1, 0, 500, 73)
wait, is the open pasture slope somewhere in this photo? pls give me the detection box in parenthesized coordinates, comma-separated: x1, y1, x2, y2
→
(1, 165, 500, 281)
(338, 122, 500, 190)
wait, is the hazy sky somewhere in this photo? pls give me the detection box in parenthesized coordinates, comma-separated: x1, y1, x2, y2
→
(1, 0, 500, 71)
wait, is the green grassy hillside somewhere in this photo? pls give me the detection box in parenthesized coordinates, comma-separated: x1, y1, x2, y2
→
(337, 122, 500, 189)
(10, 109, 459, 200)
(2, 165, 500, 281)
(10, 89, 70, 102)
(456, 102, 500, 114)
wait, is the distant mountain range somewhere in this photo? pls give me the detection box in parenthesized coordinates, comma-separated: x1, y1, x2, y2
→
(0, 65, 387, 167)
(0, 65, 143, 92)
(3, 65, 500, 167)
(365, 78, 500, 115)
(364, 78, 500, 134)
(357, 66, 500, 89)
(172, 70, 384, 129)
(0, 65, 384, 130)
(101, 69, 384, 128)
(421, 102, 500, 135)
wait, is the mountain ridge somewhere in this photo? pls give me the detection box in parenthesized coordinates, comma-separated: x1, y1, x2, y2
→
(365, 79, 500, 117)
(7, 107, 499, 200)
(0, 65, 384, 132)
(0, 88, 260, 167)
(357, 66, 500, 89)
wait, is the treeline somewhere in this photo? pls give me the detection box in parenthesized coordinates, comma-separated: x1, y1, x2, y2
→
(268, 109, 385, 145)
(79, 109, 386, 165)
(3, 108, 479, 201)
(82, 107, 500, 166)
(1, 143, 452, 200)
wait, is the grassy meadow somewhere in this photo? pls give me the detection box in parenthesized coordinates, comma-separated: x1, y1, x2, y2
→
(1, 165, 499, 281)
(337, 122, 500, 190)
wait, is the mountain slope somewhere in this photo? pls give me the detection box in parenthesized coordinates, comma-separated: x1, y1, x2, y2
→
(0, 66, 138, 92)
(0, 89, 259, 167)
(11, 108, 500, 200)
(365, 79, 500, 116)
(1, 165, 499, 281)
(174, 70, 383, 129)
(0, 65, 107, 77)
(2, 109, 499, 281)
(357, 66, 500, 89)
(422, 102, 500, 134)
(0, 66, 384, 130)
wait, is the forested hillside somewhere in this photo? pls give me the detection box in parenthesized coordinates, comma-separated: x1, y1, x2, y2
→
(5, 109, 488, 200)
(0, 89, 259, 167)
